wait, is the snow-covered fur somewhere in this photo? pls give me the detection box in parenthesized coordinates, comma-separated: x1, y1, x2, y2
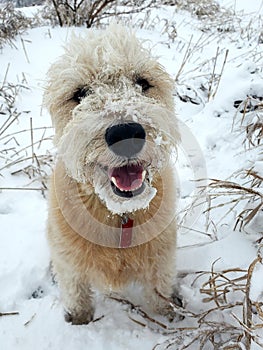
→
(44, 24, 180, 325)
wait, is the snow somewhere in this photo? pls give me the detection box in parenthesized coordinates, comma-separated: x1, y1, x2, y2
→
(0, 2, 263, 350)
(220, 0, 263, 13)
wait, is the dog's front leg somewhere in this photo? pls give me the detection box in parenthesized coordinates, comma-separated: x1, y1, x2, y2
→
(53, 259, 94, 325)
(142, 246, 181, 321)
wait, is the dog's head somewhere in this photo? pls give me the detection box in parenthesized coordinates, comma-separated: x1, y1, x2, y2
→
(44, 24, 179, 215)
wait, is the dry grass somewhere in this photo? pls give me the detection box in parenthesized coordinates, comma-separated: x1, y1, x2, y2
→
(172, 60, 263, 349)
(40, 0, 157, 28)
(110, 252, 263, 349)
(0, 1, 262, 347)
(233, 96, 263, 149)
(163, 0, 222, 20)
(163, 4, 263, 347)
(0, 311, 19, 317)
(201, 92, 263, 233)
(203, 172, 262, 233)
(0, 3, 35, 49)
(0, 77, 54, 197)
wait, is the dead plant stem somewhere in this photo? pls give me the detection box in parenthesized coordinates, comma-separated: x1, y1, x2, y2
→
(245, 255, 263, 349)
(212, 48, 229, 99)
(175, 35, 193, 81)
(20, 37, 30, 64)
(1, 63, 10, 88)
(30, 117, 34, 163)
(208, 46, 219, 101)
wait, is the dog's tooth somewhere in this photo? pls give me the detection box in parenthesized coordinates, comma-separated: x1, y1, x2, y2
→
(111, 176, 126, 192)
(142, 170, 146, 181)
(111, 177, 118, 187)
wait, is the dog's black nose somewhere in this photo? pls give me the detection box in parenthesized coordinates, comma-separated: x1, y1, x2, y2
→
(105, 122, 146, 157)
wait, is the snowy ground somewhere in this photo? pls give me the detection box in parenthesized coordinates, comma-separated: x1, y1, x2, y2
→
(0, 1, 263, 349)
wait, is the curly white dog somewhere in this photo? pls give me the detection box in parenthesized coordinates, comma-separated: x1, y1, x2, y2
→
(44, 23, 180, 325)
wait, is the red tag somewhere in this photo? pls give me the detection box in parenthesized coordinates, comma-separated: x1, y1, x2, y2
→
(119, 218, 134, 248)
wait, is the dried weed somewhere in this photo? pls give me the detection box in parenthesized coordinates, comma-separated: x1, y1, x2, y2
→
(0, 74, 54, 196)
(110, 252, 263, 349)
(0, 3, 35, 49)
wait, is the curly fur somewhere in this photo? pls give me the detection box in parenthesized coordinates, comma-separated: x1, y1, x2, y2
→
(44, 24, 180, 325)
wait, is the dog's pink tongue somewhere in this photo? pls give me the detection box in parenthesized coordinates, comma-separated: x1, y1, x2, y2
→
(109, 165, 144, 191)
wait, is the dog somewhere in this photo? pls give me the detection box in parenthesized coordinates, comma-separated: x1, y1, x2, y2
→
(44, 24, 180, 325)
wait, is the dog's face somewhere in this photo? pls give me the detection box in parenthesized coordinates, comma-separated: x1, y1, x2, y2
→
(45, 25, 179, 215)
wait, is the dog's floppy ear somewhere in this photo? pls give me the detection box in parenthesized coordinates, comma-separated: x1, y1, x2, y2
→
(43, 32, 96, 139)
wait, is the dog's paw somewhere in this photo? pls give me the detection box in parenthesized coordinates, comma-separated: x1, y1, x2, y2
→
(156, 292, 184, 322)
(158, 305, 184, 323)
(167, 309, 184, 323)
(64, 309, 94, 325)
(171, 291, 183, 308)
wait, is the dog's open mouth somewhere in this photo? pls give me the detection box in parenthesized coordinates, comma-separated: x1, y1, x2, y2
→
(108, 164, 146, 198)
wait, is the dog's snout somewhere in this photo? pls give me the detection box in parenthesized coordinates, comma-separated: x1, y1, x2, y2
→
(105, 122, 146, 157)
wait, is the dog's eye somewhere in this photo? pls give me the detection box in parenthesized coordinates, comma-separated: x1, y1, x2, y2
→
(135, 78, 153, 92)
(72, 87, 92, 103)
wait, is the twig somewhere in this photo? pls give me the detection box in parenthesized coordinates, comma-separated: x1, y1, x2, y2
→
(20, 37, 30, 64)
(207, 46, 219, 101)
(21, 72, 28, 85)
(212, 48, 229, 99)
(24, 313, 36, 326)
(0, 126, 53, 142)
(0, 114, 21, 137)
(30, 117, 34, 163)
(109, 295, 174, 330)
(244, 255, 263, 350)
(175, 35, 193, 82)
(0, 311, 19, 317)
(9, 137, 52, 159)
(210, 258, 221, 307)
(91, 315, 105, 323)
(0, 187, 47, 191)
(1, 63, 10, 88)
